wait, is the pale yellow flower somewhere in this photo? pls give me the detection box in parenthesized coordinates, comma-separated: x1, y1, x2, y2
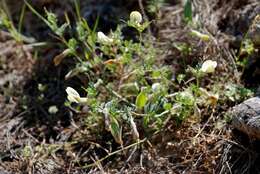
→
(97, 31, 113, 45)
(130, 11, 142, 24)
(200, 60, 217, 73)
(66, 87, 87, 103)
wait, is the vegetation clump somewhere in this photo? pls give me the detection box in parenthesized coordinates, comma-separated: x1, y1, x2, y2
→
(0, 0, 258, 173)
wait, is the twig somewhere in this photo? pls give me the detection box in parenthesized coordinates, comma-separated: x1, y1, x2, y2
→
(106, 87, 135, 107)
(22, 129, 40, 143)
(131, 111, 147, 117)
(82, 138, 146, 169)
(119, 145, 138, 173)
(154, 110, 170, 118)
(226, 161, 232, 174)
(193, 108, 215, 139)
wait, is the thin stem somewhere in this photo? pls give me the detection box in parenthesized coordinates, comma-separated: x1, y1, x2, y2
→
(196, 74, 200, 88)
(18, 3, 26, 34)
(82, 138, 146, 168)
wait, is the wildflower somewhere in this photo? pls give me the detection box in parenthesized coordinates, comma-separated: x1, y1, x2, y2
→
(66, 87, 87, 103)
(97, 31, 113, 45)
(130, 11, 142, 24)
(200, 60, 217, 73)
(48, 105, 58, 114)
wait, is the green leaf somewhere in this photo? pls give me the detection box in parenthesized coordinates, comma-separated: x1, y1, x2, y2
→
(135, 91, 148, 109)
(25, 1, 50, 26)
(110, 117, 123, 145)
(184, 0, 192, 23)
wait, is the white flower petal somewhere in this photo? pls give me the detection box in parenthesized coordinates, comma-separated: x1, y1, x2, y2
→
(66, 87, 80, 98)
(67, 95, 79, 103)
(66, 87, 82, 103)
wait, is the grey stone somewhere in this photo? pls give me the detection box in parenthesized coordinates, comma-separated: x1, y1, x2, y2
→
(231, 97, 260, 139)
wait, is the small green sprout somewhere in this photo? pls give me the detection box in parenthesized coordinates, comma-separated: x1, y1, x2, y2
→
(184, 0, 192, 23)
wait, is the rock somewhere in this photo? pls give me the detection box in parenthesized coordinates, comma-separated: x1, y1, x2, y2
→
(231, 97, 260, 139)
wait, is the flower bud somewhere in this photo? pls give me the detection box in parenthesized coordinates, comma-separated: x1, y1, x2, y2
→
(130, 11, 142, 24)
(152, 83, 162, 93)
(200, 60, 217, 73)
(48, 105, 58, 114)
(97, 31, 113, 45)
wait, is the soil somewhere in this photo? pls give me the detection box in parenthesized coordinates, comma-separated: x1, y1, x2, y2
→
(0, 0, 260, 173)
